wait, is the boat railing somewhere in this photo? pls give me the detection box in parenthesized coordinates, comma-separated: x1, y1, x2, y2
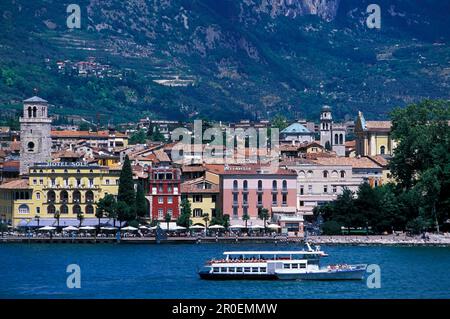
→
(207, 257, 297, 264)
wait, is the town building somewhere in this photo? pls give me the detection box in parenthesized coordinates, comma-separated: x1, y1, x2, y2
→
(181, 173, 220, 226)
(0, 161, 120, 227)
(319, 105, 346, 156)
(354, 111, 395, 156)
(147, 167, 181, 221)
(19, 96, 52, 175)
(51, 129, 128, 152)
(207, 164, 302, 234)
(280, 122, 315, 145)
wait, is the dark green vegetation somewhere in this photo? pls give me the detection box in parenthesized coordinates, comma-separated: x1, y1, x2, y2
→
(0, 0, 449, 124)
(315, 100, 450, 235)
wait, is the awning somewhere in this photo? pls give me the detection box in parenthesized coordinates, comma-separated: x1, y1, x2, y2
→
(271, 207, 297, 214)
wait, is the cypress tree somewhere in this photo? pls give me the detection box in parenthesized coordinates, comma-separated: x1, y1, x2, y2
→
(117, 155, 136, 221)
(135, 183, 148, 219)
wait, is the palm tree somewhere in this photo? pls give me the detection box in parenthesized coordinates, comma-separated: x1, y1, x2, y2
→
(35, 215, 40, 227)
(77, 212, 84, 228)
(258, 208, 270, 230)
(242, 212, 250, 231)
(202, 213, 210, 229)
(54, 211, 60, 231)
(165, 213, 172, 231)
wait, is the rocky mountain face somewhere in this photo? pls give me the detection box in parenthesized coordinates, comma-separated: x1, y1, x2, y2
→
(0, 0, 449, 122)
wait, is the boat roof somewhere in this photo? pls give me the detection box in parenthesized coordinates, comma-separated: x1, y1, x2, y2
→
(223, 251, 324, 256)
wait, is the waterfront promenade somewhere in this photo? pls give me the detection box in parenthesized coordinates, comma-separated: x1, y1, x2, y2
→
(1, 233, 450, 246)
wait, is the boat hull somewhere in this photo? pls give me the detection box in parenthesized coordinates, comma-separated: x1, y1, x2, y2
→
(199, 271, 277, 280)
(276, 268, 366, 281)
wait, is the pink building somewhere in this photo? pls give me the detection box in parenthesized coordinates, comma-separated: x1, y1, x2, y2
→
(212, 164, 302, 234)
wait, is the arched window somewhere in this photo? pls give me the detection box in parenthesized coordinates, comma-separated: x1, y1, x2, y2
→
(18, 204, 29, 214)
(73, 190, 81, 203)
(86, 190, 94, 203)
(380, 146, 386, 155)
(60, 205, 69, 214)
(258, 180, 263, 191)
(272, 180, 277, 190)
(85, 205, 94, 215)
(36, 192, 41, 200)
(340, 170, 346, 178)
(73, 205, 82, 215)
(233, 180, 238, 191)
(323, 171, 328, 178)
(243, 180, 248, 191)
(32, 106, 37, 118)
(27, 141, 35, 152)
(339, 134, 344, 145)
(47, 190, 56, 202)
(47, 204, 55, 215)
(282, 180, 287, 190)
(27, 107, 32, 118)
(334, 134, 339, 145)
(193, 208, 203, 217)
(60, 190, 68, 203)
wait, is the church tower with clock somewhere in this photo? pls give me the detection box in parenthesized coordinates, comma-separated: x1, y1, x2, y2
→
(19, 96, 52, 175)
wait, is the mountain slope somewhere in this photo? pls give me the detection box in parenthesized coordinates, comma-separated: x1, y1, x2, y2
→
(0, 0, 449, 123)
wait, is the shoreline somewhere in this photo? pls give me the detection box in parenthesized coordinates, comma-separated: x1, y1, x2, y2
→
(1, 235, 450, 247)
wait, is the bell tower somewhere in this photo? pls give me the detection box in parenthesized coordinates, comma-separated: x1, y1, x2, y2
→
(19, 96, 52, 175)
(320, 105, 332, 150)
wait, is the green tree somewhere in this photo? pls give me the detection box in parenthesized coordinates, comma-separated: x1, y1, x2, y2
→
(135, 183, 148, 220)
(258, 208, 270, 229)
(118, 155, 136, 216)
(271, 114, 288, 131)
(147, 124, 166, 142)
(165, 212, 172, 231)
(117, 201, 133, 225)
(96, 194, 117, 227)
(129, 129, 147, 145)
(77, 212, 84, 227)
(54, 211, 61, 230)
(242, 212, 250, 230)
(202, 213, 210, 229)
(177, 198, 192, 228)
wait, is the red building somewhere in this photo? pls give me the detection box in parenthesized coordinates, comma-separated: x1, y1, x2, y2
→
(148, 167, 181, 221)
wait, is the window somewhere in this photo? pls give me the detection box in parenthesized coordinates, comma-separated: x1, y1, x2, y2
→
(251, 267, 259, 273)
(167, 196, 173, 204)
(308, 185, 313, 194)
(339, 134, 344, 145)
(27, 141, 35, 152)
(47, 205, 55, 215)
(300, 201, 304, 207)
(333, 186, 337, 193)
(73, 190, 81, 203)
(284, 264, 290, 269)
(168, 185, 173, 192)
(211, 195, 216, 203)
(18, 204, 29, 215)
(60, 205, 69, 214)
(282, 180, 287, 190)
(213, 268, 220, 273)
(158, 209, 164, 219)
(233, 207, 238, 218)
(33, 179, 37, 185)
(242, 193, 248, 205)
(236, 267, 243, 273)
(47, 191, 56, 202)
(323, 171, 328, 178)
(272, 180, 277, 190)
(193, 209, 203, 217)
(292, 264, 299, 269)
(257, 193, 262, 205)
(193, 195, 203, 203)
(258, 180, 262, 191)
(300, 263, 306, 269)
(340, 170, 346, 178)
(300, 186, 304, 195)
(282, 194, 287, 205)
(244, 267, 251, 273)
(324, 186, 328, 193)
(233, 193, 238, 204)
(167, 209, 173, 216)
(243, 180, 248, 191)
(260, 267, 266, 272)
(106, 179, 110, 185)
(233, 180, 238, 191)
(86, 191, 94, 202)
(86, 205, 94, 215)
(334, 134, 339, 145)
(60, 190, 68, 203)
(272, 193, 277, 205)
(380, 145, 386, 155)
(36, 192, 40, 200)
(158, 197, 164, 204)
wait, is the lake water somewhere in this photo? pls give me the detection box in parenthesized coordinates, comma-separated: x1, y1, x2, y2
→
(0, 243, 449, 299)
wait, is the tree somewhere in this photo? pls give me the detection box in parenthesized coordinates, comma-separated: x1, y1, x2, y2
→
(271, 114, 288, 131)
(54, 211, 61, 230)
(325, 141, 332, 151)
(147, 124, 166, 142)
(96, 194, 117, 227)
(202, 213, 210, 229)
(117, 201, 133, 226)
(177, 198, 192, 228)
(118, 155, 136, 217)
(135, 183, 148, 220)
(129, 129, 147, 145)
(242, 212, 250, 230)
(390, 100, 450, 230)
(77, 212, 84, 227)
(223, 214, 230, 230)
(165, 212, 172, 231)
(258, 208, 270, 229)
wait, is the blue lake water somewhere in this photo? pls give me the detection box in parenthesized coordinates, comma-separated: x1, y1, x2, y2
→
(0, 243, 449, 299)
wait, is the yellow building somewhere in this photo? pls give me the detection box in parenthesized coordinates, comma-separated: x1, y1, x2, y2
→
(0, 162, 120, 227)
(355, 111, 397, 157)
(181, 173, 219, 226)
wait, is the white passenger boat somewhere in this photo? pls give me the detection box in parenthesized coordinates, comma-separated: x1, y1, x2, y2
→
(198, 244, 367, 281)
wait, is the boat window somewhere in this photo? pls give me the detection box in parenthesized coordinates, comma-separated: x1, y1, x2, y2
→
(244, 267, 251, 272)
(213, 267, 220, 273)
(236, 267, 243, 273)
(221, 267, 227, 273)
(283, 264, 290, 269)
(251, 267, 259, 273)
(229, 267, 235, 273)
(300, 263, 306, 269)
(292, 264, 299, 269)
(260, 267, 266, 272)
